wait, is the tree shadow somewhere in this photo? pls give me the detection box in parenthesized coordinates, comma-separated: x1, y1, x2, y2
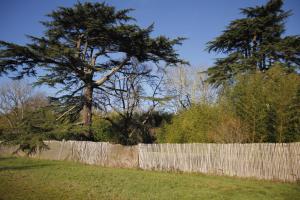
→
(0, 163, 54, 171)
(0, 157, 17, 161)
(0, 157, 55, 171)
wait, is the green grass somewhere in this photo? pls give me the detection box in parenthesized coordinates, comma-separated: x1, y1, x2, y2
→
(0, 157, 299, 200)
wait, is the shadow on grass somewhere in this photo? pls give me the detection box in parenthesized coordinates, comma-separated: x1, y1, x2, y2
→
(0, 163, 54, 171)
(0, 156, 18, 161)
(0, 157, 55, 171)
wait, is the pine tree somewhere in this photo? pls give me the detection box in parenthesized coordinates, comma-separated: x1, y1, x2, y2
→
(0, 2, 185, 139)
(206, 0, 300, 86)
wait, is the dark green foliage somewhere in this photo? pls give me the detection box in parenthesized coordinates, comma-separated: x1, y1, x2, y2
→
(46, 124, 91, 141)
(92, 117, 114, 142)
(0, 100, 173, 147)
(99, 111, 172, 145)
(0, 2, 185, 139)
(206, 0, 300, 86)
(1, 0, 299, 146)
(1, 108, 54, 155)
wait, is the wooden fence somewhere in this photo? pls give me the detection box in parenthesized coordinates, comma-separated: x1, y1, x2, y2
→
(0, 140, 139, 168)
(47, 140, 138, 168)
(138, 143, 300, 182)
(1, 141, 299, 182)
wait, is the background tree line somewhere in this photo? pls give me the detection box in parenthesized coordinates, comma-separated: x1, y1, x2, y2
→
(160, 0, 300, 144)
(0, 0, 299, 152)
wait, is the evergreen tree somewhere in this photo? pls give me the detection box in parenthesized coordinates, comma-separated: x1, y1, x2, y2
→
(206, 0, 300, 86)
(0, 2, 185, 139)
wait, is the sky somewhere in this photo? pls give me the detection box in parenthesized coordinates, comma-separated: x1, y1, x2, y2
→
(0, 0, 300, 95)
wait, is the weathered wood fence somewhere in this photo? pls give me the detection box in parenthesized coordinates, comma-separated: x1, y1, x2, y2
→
(138, 143, 300, 182)
(1, 141, 299, 182)
(0, 141, 138, 168)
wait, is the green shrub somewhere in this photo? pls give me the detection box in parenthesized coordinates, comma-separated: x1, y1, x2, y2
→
(92, 117, 114, 142)
(158, 104, 221, 143)
(224, 66, 300, 142)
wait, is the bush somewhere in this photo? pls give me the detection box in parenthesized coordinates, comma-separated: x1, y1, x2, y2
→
(208, 113, 251, 143)
(92, 117, 114, 142)
(158, 66, 300, 144)
(158, 104, 221, 143)
(224, 66, 300, 142)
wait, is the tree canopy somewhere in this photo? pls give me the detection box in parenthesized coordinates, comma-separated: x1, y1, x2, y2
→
(0, 0, 299, 148)
(206, 0, 300, 86)
(0, 2, 185, 139)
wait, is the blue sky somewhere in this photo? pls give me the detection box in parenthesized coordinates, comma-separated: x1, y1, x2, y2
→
(0, 0, 299, 94)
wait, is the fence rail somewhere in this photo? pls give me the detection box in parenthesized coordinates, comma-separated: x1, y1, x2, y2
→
(1, 141, 299, 182)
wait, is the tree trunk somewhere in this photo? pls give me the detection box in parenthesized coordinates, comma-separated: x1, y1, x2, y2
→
(82, 83, 93, 138)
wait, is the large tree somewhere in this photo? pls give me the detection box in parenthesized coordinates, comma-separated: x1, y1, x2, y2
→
(0, 2, 185, 139)
(206, 0, 300, 86)
(95, 62, 167, 144)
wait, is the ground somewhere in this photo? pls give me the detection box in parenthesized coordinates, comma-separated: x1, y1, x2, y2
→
(0, 157, 299, 200)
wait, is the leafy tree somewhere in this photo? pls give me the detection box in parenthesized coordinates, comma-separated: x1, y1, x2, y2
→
(206, 0, 300, 86)
(285, 87, 300, 142)
(158, 66, 300, 144)
(0, 2, 185, 139)
(158, 104, 221, 143)
(224, 66, 300, 142)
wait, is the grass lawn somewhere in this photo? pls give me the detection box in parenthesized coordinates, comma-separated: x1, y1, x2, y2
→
(0, 157, 299, 200)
